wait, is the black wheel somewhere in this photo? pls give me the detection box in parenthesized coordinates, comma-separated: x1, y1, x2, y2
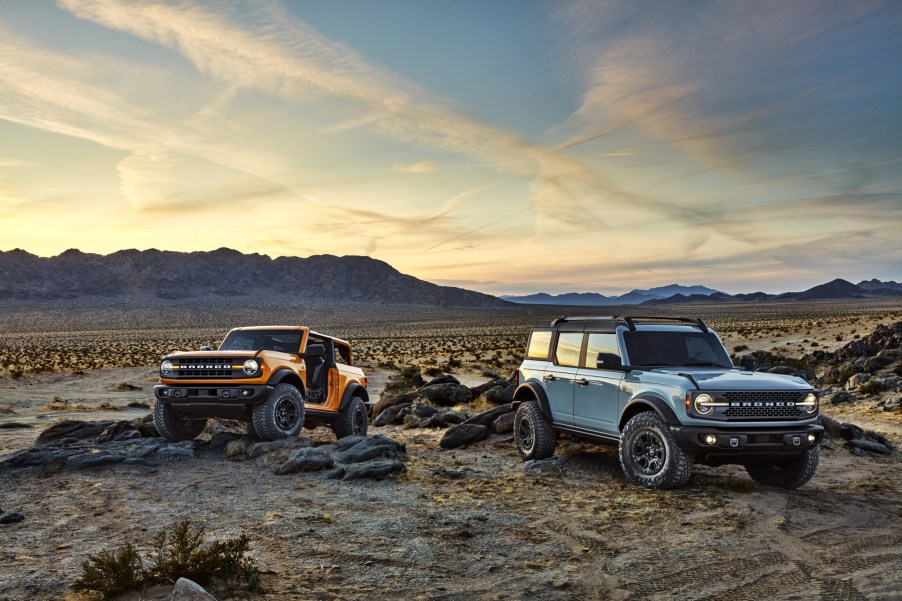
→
(333, 396, 368, 439)
(745, 447, 819, 489)
(252, 383, 305, 441)
(514, 401, 556, 460)
(619, 412, 693, 489)
(153, 399, 206, 442)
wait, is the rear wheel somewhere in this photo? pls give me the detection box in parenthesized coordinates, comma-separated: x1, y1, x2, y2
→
(252, 384, 305, 441)
(514, 401, 556, 460)
(153, 400, 206, 442)
(745, 447, 819, 489)
(333, 396, 368, 439)
(619, 412, 693, 489)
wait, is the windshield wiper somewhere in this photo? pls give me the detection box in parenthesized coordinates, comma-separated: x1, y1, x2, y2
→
(682, 362, 729, 368)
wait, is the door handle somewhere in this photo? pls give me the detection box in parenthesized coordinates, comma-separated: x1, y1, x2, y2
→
(577, 379, 589, 387)
(542, 374, 556, 382)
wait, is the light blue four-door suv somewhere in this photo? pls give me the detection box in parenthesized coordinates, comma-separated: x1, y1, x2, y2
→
(512, 316, 824, 489)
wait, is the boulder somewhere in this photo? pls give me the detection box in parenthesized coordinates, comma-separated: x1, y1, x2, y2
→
(864, 355, 894, 373)
(462, 404, 514, 428)
(373, 403, 412, 427)
(845, 373, 870, 391)
(492, 412, 515, 434)
(340, 460, 407, 480)
(878, 394, 902, 411)
(415, 383, 473, 407)
(335, 436, 406, 464)
(96, 421, 143, 444)
(818, 415, 843, 440)
(276, 447, 335, 475)
(839, 423, 864, 441)
(373, 393, 418, 418)
(410, 403, 439, 419)
(170, 578, 218, 601)
(155, 446, 194, 461)
(0, 512, 25, 525)
(846, 439, 892, 455)
(439, 424, 489, 449)
(469, 379, 510, 397)
(420, 410, 467, 429)
(35, 420, 114, 446)
(245, 437, 312, 459)
(828, 391, 855, 404)
(424, 375, 460, 387)
(484, 383, 516, 405)
(64, 452, 126, 470)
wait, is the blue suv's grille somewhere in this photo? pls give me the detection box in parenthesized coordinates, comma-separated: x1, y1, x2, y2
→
(721, 391, 806, 419)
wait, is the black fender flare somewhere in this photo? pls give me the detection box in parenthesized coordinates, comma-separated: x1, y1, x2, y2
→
(266, 369, 305, 396)
(512, 381, 553, 422)
(338, 383, 369, 412)
(618, 394, 681, 431)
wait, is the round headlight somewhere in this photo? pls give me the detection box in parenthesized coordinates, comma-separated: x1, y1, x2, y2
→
(802, 392, 818, 413)
(160, 359, 173, 375)
(243, 359, 259, 375)
(694, 393, 715, 415)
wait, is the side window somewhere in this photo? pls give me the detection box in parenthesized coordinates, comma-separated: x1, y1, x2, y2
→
(526, 330, 552, 360)
(554, 332, 583, 367)
(584, 333, 619, 368)
(335, 344, 351, 365)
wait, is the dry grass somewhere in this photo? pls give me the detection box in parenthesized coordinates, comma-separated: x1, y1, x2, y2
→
(39, 399, 123, 412)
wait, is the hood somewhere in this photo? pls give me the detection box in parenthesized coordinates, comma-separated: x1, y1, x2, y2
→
(166, 350, 257, 358)
(653, 368, 812, 391)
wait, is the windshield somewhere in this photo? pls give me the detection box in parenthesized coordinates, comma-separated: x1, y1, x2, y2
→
(219, 330, 302, 354)
(623, 330, 732, 368)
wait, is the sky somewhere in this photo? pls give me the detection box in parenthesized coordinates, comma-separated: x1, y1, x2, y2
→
(0, 1, 900, 296)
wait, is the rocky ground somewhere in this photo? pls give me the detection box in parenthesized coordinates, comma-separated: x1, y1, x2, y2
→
(2, 319, 902, 600)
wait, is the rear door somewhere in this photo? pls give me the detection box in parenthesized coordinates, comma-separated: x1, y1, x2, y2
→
(542, 331, 584, 426)
(574, 333, 624, 435)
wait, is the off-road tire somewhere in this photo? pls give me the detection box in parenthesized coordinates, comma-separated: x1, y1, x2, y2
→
(745, 447, 819, 489)
(333, 396, 368, 439)
(619, 412, 693, 489)
(514, 401, 556, 460)
(153, 399, 206, 442)
(252, 383, 305, 441)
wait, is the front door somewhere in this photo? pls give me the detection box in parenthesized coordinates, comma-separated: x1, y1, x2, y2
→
(574, 333, 624, 435)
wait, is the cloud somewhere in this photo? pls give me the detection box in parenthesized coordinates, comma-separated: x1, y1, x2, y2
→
(392, 161, 437, 174)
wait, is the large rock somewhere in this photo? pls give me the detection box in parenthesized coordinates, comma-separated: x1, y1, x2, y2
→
(492, 412, 515, 434)
(461, 404, 514, 428)
(845, 373, 870, 390)
(469, 379, 510, 397)
(373, 393, 418, 418)
(373, 403, 412, 427)
(439, 424, 489, 449)
(276, 447, 334, 475)
(170, 578, 218, 601)
(878, 394, 902, 411)
(864, 355, 894, 373)
(828, 390, 855, 404)
(96, 421, 143, 443)
(847, 439, 892, 455)
(0, 512, 25, 525)
(335, 436, 406, 464)
(415, 383, 473, 407)
(245, 437, 312, 459)
(424, 375, 460, 387)
(340, 460, 407, 480)
(35, 420, 114, 446)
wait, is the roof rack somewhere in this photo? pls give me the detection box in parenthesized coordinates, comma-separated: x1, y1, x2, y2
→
(550, 315, 708, 332)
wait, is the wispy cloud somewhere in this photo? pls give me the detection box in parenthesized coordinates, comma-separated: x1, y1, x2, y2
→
(392, 161, 437, 174)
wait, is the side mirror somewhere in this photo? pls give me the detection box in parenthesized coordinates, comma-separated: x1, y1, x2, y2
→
(199, 345, 212, 352)
(304, 344, 326, 358)
(738, 354, 758, 371)
(596, 352, 624, 371)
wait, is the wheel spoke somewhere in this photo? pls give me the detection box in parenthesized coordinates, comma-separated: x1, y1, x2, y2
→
(631, 429, 666, 476)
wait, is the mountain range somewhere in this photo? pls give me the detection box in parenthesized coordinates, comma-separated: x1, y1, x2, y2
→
(0, 248, 508, 308)
(504, 278, 902, 306)
(500, 284, 722, 306)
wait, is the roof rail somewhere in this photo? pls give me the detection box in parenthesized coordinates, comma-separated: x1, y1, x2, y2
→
(550, 315, 708, 332)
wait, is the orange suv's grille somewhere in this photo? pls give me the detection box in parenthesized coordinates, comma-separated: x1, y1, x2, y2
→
(173, 359, 235, 378)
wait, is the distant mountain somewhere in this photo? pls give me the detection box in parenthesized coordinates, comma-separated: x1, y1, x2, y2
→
(641, 278, 902, 305)
(0, 248, 509, 308)
(501, 284, 722, 306)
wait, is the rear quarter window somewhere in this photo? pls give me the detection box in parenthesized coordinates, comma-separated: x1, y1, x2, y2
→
(526, 330, 552, 360)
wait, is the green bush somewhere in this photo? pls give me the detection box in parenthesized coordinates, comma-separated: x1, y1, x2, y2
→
(71, 520, 260, 599)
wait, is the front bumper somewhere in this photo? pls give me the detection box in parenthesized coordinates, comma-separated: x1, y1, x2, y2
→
(672, 423, 824, 465)
(154, 384, 273, 419)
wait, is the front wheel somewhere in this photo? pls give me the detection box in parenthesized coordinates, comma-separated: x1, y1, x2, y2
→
(514, 401, 556, 460)
(153, 400, 206, 442)
(619, 412, 693, 489)
(333, 396, 369, 439)
(252, 384, 305, 441)
(745, 447, 819, 489)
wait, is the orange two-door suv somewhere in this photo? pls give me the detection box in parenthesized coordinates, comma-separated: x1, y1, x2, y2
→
(153, 326, 370, 442)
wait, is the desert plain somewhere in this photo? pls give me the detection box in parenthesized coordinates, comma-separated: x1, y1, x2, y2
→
(1, 299, 901, 600)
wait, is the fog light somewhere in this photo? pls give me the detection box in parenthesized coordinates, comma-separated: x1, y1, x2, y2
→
(704, 434, 717, 445)
(160, 389, 169, 397)
(241, 389, 251, 397)
(807, 433, 816, 443)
